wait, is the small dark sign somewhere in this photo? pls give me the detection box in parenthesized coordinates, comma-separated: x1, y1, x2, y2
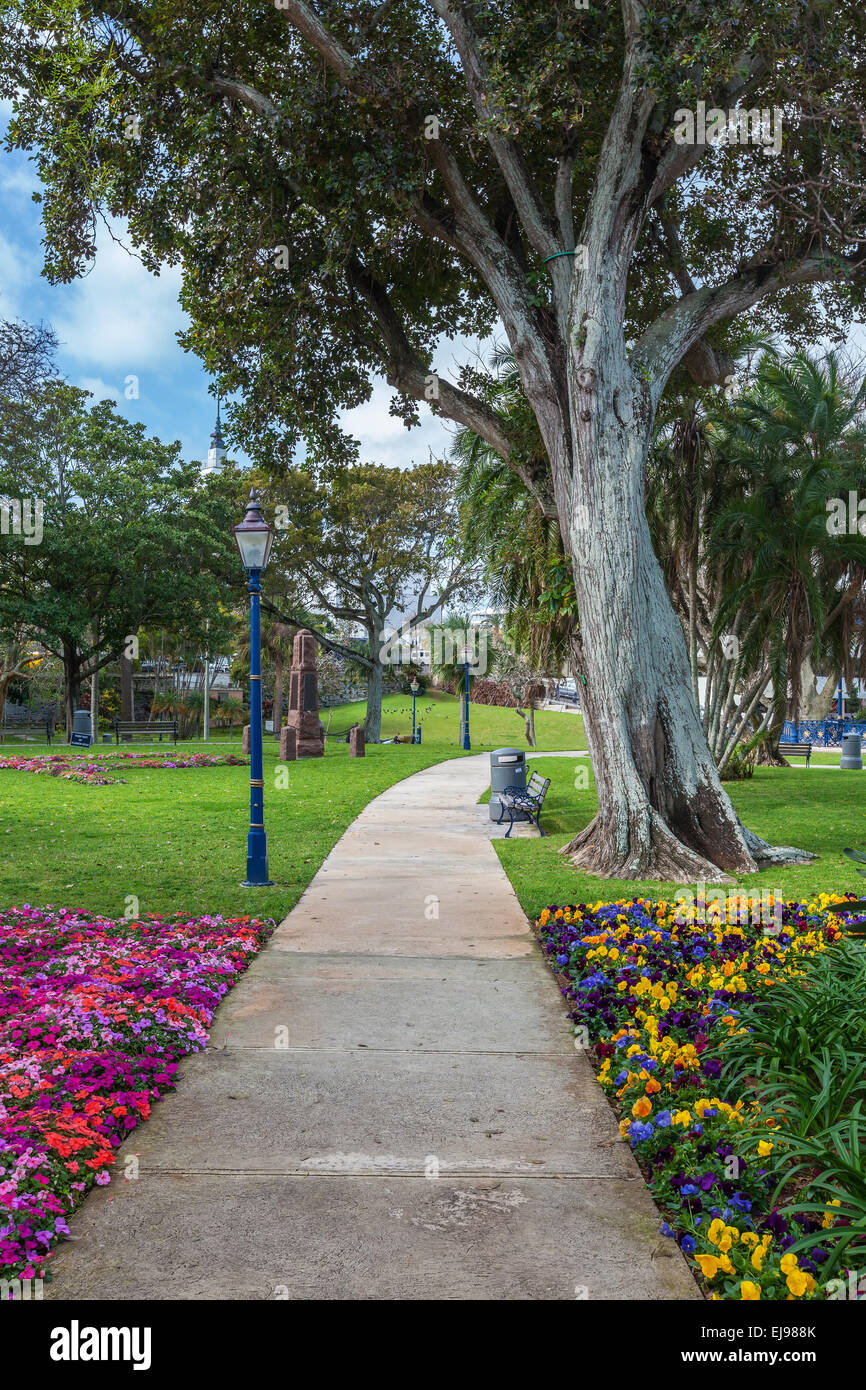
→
(70, 732, 91, 747)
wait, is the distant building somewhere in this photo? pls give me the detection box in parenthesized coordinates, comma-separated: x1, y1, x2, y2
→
(203, 400, 226, 475)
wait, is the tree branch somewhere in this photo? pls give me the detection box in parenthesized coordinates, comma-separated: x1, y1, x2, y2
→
(634, 251, 865, 403)
(429, 0, 559, 264)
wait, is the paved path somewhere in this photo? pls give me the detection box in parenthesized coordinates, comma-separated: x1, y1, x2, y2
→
(48, 754, 697, 1301)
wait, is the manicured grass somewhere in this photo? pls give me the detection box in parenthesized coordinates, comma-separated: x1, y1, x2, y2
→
(0, 694, 584, 920)
(492, 755, 866, 920)
(320, 688, 587, 752)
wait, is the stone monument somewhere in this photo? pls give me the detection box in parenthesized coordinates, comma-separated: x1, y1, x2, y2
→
(349, 723, 365, 758)
(285, 629, 324, 758)
(279, 726, 297, 761)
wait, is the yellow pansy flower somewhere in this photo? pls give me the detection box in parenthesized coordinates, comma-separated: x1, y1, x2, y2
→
(785, 1270, 810, 1298)
(707, 1219, 725, 1246)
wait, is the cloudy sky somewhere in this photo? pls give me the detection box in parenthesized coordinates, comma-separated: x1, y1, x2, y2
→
(0, 111, 459, 472)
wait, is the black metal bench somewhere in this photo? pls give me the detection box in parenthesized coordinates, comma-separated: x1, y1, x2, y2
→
(780, 741, 812, 766)
(114, 719, 178, 745)
(496, 770, 551, 837)
(0, 718, 55, 745)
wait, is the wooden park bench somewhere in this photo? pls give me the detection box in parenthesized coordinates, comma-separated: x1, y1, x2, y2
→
(114, 719, 178, 745)
(496, 770, 551, 838)
(780, 740, 812, 766)
(0, 716, 56, 745)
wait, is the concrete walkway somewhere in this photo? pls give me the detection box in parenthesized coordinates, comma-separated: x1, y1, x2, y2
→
(48, 754, 698, 1301)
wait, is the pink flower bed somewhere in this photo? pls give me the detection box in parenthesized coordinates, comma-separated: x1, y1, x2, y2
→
(0, 906, 272, 1282)
(0, 752, 248, 785)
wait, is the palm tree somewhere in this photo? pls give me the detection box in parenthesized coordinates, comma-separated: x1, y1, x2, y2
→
(235, 618, 296, 738)
(217, 695, 247, 740)
(452, 345, 575, 676)
(183, 689, 205, 739)
(709, 351, 866, 762)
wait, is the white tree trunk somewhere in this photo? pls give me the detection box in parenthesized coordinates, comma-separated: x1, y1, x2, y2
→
(557, 366, 774, 883)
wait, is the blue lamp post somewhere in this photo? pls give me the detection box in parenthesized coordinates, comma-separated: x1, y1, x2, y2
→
(233, 489, 275, 887)
(459, 645, 471, 751)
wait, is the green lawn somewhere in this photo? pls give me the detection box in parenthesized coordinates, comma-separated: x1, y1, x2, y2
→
(492, 754, 866, 920)
(5, 694, 857, 926)
(0, 693, 584, 920)
(320, 688, 586, 752)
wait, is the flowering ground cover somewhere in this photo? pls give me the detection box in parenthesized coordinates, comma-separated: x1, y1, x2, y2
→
(535, 893, 866, 1301)
(0, 905, 272, 1282)
(0, 751, 248, 784)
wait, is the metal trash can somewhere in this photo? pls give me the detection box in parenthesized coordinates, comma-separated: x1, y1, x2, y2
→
(414, 727, 422, 744)
(489, 747, 527, 821)
(70, 709, 92, 747)
(841, 732, 863, 770)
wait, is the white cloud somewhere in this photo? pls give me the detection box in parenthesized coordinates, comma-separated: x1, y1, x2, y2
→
(77, 376, 122, 402)
(0, 161, 40, 201)
(53, 225, 186, 372)
(340, 376, 463, 468)
(0, 230, 39, 317)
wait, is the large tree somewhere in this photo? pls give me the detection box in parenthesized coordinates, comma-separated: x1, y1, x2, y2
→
(0, 381, 236, 734)
(5, 2, 866, 877)
(0, 317, 57, 404)
(265, 459, 478, 740)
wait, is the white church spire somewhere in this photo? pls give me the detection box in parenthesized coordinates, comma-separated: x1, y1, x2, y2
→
(204, 395, 226, 474)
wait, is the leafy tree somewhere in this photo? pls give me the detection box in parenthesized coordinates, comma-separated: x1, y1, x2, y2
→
(0, 380, 236, 734)
(216, 693, 247, 740)
(265, 460, 479, 740)
(488, 647, 550, 748)
(0, 317, 56, 404)
(6, 2, 866, 877)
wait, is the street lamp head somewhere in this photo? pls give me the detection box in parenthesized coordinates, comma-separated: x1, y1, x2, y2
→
(410, 678, 419, 692)
(233, 488, 274, 571)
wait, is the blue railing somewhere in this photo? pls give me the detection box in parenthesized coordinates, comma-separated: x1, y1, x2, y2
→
(781, 718, 864, 747)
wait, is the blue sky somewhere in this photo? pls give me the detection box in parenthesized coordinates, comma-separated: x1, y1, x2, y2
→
(0, 110, 455, 472)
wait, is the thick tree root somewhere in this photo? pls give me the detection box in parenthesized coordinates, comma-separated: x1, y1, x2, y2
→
(560, 814, 816, 883)
(754, 745, 790, 767)
(740, 825, 816, 867)
(561, 809, 744, 885)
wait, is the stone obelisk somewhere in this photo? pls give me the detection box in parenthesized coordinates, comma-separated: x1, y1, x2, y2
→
(285, 628, 324, 758)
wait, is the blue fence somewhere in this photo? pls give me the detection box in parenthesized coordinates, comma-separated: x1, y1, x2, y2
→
(781, 718, 864, 747)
